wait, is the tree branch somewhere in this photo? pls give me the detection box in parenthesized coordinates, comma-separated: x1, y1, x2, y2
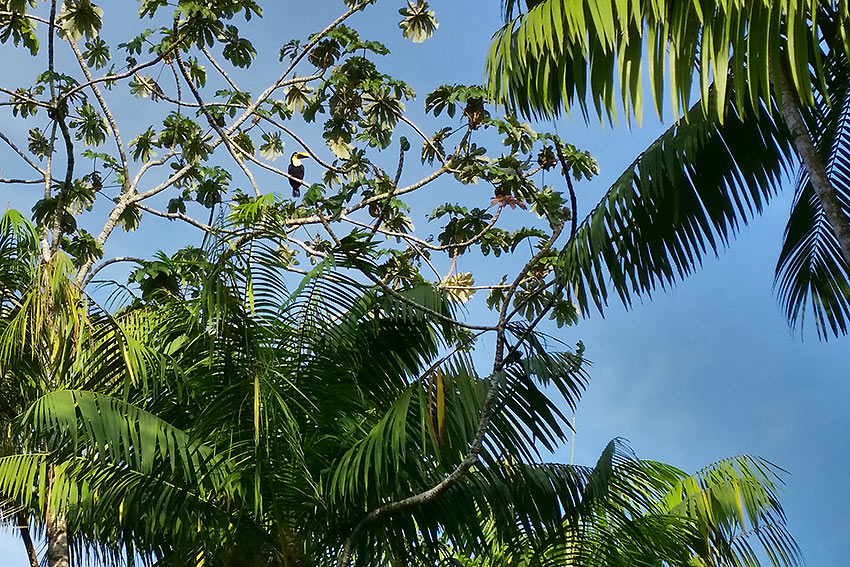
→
(67, 39, 131, 192)
(316, 211, 496, 332)
(83, 256, 148, 287)
(775, 65, 850, 268)
(135, 203, 226, 234)
(553, 140, 578, 241)
(336, 224, 564, 567)
(16, 511, 38, 567)
(175, 51, 261, 196)
(0, 128, 46, 176)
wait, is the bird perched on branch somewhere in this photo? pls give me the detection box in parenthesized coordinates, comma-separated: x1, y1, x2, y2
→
(288, 152, 311, 198)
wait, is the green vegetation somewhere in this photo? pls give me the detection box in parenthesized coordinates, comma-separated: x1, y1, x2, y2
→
(0, 1, 806, 566)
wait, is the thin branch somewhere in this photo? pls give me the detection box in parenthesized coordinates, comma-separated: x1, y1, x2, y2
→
(0, 178, 45, 184)
(16, 511, 38, 567)
(500, 281, 568, 376)
(399, 114, 447, 165)
(501, 224, 564, 313)
(342, 203, 503, 253)
(68, 39, 131, 191)
(282, 163, 454, 229)
(0, 11, 49, 25)
(83, 256, 147, 287)
(129, 150, 177, 191)
(0, 130, 46, 176)
(439, 284, 512, 291)
(260, 114, 344, 172)
(0, 87, 52, 109)
(363, 162, 453, 207)
(135, 203, 225, 234)
(175, 51, 261, 196)
(411, 239, 443, 281)
(286, 235, 328, 259)
(60, 30, 192, 102)
(201, 46, 240, 91)
(503, 277, 557, 323)
(131, 94, 247, 111)
(317, 211, 495, 332)
(214, 132, 313, 190)
(336, 224, 564, 567)
(553, 141, 578, 241)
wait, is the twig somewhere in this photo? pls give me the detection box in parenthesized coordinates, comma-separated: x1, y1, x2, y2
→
(60, 30, 192, 102)
(0, 178, 46, 184)
(135, 203, 226, 234)
(201, 46, 240, 91)
(0, 125, 46, 176)
(259, 114, 344, 172)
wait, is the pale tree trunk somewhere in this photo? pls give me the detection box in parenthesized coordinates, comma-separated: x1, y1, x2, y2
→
(46, 466, 70, 567)
(46, 510, 70, 567)
(775, 66, 850, 267)
(42, 0, 73, 562)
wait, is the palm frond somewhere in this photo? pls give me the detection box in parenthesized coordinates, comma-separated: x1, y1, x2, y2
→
(487, 0, 831, 122)
(0, 453, 47, 509)
(367, 440, 691, 567)
(408, 444, 799, 567)
(27, 390, 230, 487)
(660, 455, 802, 567)
(560, 94, 794, 316)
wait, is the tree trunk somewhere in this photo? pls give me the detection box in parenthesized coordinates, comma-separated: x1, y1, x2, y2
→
(46, 512, 70, 567)
(775, 66, 850, 267)
(46, 466, 70, 567)
(16, 511, 39, 567)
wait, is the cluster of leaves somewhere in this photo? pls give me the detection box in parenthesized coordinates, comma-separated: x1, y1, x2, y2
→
(398, 1, 439, 43)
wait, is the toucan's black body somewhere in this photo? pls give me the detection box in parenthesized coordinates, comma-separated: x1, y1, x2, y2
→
(288, 163, 304, 197)
(288, 152, 308, 198)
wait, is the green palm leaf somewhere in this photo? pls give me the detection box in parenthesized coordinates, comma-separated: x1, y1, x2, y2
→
(26, 390, 230, 486)
(560, 94, 794, 315)
(488, 0, 835, 122)
(408, 442, 799, 567)
(660, 455, 802, 567)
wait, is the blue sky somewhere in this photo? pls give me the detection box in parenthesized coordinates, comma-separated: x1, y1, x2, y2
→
(1, 1, 848, 565)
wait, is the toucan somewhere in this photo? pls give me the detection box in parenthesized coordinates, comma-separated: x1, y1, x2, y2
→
(288, 152, 310, 198)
